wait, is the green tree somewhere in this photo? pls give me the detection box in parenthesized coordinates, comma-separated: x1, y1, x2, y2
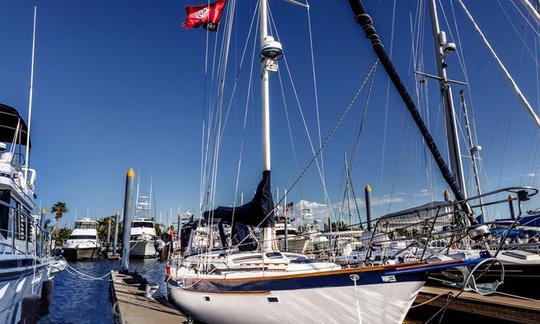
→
(97, 216, 115, 243)
(51, 202, 68, 227)
(52, 227, 72, 246)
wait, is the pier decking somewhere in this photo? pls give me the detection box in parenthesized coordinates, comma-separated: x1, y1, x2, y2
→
(110, 271, 187, 324)
(414, 285, 540, 323)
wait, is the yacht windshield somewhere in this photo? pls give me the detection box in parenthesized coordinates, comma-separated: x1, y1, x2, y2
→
(133, 222, 153, 228)
(69, 235, 96, 240)
(75, 223, 97, 230)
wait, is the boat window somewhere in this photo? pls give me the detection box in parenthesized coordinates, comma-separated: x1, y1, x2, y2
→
(204, 296, 210, 302)
(267, 297, 279, 303)
(133, 222, 154, 228)
(69, 235, 96, 240)
(265, 252, 283, 259)
(7, 196, 31, 241)
(275, 230, 298, 236)
(76, 223, 97, 230)
(0, 190, 9, 239)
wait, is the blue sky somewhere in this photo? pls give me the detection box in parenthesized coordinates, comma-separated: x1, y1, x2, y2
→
(1, 0, 539, 227)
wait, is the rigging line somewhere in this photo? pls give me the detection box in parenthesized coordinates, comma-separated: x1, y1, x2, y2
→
(231, 61, 379, 251)
(199, 120, 206, 212)
(347, 168, 363, 225)
(267, 6, 336, 221)
(219, 2, 260, 142)
(438, 0, 471, 84)
(510, 0, 540, 37)
(497, 0, 540, 69)
(498, 47, 525, 187)
(449, 0, 480, 149)
(521, 0, 540, 25)
(204, 0, 232, 194)
(379, 0, 397, 200)
(207, 0, 237, 242)
(277, 68, 305, 200)
(459, 0, 540, 129)
(205, 5, 227, 154)
(229, 9, 259, 250)
(409, 4, 434, 199)
(350, 63, 377, 174)
(306, 0, 326, 187)
(205, 0, 210, 75)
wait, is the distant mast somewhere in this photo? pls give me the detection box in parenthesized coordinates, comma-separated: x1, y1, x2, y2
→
(24, 6, 37, 183)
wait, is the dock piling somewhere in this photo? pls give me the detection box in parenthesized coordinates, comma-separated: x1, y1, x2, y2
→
(508, 194, 516, 220)
(121, 168, 135, 271)
(113, 210, 120, 255)
(106, 219, 111, 250)
(365, 185, 372, 231)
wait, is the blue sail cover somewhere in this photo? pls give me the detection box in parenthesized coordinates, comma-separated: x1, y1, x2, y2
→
(204, 171, 275, 227)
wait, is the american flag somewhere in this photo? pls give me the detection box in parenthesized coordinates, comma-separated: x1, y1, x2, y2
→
(284, 202, 294, 212)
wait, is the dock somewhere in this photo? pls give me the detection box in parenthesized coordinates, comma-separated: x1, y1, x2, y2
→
(413, 285, 540, 323)
(110, 271, 187, 324)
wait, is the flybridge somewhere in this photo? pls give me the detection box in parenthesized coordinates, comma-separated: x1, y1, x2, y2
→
(0, 103, 31, 147)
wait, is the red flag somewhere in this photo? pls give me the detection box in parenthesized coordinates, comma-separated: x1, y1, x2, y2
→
(183, 0, 228, 32)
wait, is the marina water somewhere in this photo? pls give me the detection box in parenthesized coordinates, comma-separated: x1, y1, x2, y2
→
(39, 259, 166, 324)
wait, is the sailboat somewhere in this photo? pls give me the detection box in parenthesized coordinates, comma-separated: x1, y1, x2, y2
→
(401, 0, 540, 300)
(165, 1, 490, 323)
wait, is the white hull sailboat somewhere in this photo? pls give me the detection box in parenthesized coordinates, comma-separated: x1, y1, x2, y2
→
(166, 1, 489, 323)
(169, 264, 424, 324)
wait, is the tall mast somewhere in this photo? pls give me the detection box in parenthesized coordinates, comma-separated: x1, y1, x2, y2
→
(24, 6, 37, 183)
(347, 0, 475, 223)
(428, 0, 468, 198)
(259, 0, 283, 252)
(260, 0, 271, 172)
(460, 91, 485, 220)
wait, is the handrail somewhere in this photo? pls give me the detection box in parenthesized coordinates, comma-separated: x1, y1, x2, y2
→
(0, 199, 49, 257)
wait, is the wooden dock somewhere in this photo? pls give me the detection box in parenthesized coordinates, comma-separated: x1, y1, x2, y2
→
(414, 285, 540, 323)
(110, 271, 187, 324)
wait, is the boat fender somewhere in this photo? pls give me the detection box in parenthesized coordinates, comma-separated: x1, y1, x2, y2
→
(39, 280, 54, 316)
(20, 294, 40, 324)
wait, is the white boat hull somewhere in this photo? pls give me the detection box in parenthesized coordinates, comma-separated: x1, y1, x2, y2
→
(130, 240, 157, 258)
(0, 263, 50, 323)
(168, 280, 422, 324)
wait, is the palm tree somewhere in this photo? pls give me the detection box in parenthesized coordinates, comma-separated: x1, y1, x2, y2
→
(43, 219, 52, 233)
(97, 216, 115, 243)
(51, 202, 68, 228)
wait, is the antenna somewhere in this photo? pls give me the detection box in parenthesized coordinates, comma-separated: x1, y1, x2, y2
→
(24, 6, 37, 183)
(149, 176, 153, 219)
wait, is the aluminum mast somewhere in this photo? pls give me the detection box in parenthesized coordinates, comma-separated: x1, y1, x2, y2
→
(347, 0, 475, 221)
(259, 0, 283, 251)
(428, 0, 468, 198)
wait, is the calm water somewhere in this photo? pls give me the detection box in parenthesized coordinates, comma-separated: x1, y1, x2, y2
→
(39, 258, 166, 324)
(37, 259, 502, 323)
